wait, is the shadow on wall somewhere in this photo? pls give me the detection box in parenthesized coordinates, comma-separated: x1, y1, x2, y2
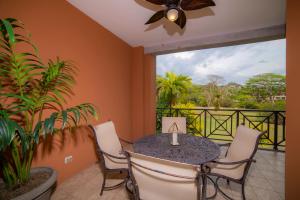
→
(34, 126, 97, 159)
(134, 0, 215, 35)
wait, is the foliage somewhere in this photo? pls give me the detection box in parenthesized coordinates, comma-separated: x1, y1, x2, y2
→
(259, 100, 286, 111)
(156, 71, 285, 111)
(203, 75, 223, 108)
(0, 18, 97, 188)
(242, 73, 286, 104)
(172, 103, 201, 133)
(173, 102, 196, 110)
(157, 72, 192, 107)
(179, 85, 206, 106)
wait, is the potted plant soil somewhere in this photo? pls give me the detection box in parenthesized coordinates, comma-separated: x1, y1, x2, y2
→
(0, 18, 97, 199)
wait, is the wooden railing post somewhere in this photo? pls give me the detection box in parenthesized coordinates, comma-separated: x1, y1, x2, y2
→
(236, 110, 240, 128)
(204, 110, 207, 138)
(274, 111, 279, 151)
(175, 108, 179, 117)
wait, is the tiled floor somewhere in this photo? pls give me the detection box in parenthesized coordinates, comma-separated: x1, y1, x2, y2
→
(52, 150, 285, 200)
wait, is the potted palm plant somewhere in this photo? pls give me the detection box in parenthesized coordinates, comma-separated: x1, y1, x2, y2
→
(0, 18, 97, 199)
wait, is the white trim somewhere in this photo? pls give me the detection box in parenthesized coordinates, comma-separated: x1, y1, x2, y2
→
(145, 25, 286, 55)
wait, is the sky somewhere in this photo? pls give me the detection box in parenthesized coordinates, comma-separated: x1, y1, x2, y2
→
(156, 39, 286, 85)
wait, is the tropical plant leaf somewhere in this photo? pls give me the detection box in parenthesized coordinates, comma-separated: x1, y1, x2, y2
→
(0, 117, 28, 154)
(32, 121, 42, 143)
(36, 103, 97, 140)
(1, 19, 15, 44)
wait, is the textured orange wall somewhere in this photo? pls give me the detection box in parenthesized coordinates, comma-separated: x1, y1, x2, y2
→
(143, 55, 156, 135)
(131, 48, 156, 140)
(131, 47, 145, 141)
(0, 0, 133, 183)
(286, 1, 300, 199)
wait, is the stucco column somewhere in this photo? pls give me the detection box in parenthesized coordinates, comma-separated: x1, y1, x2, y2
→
(286, 1, 300, 199)
(143, 54, 156, 135)
(130, 47, 156, 141)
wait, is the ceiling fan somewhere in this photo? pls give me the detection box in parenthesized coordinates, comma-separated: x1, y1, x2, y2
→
(145, 0, 216, 29)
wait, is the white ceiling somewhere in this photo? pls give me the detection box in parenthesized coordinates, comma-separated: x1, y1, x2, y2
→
(67, 0, 286, 49)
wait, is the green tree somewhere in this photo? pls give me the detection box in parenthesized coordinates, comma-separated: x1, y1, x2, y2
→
(242, 73, 286, 104)
(157, 72, 192, 107)
(179, 84, 206, 106)
(204, 75, 225, 109)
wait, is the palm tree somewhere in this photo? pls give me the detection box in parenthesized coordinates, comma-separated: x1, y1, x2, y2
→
(157, 72, 192, 107)
(0, 18, 97, 188)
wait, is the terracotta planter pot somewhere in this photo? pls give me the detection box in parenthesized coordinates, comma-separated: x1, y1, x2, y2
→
(12, 167, 57, 200)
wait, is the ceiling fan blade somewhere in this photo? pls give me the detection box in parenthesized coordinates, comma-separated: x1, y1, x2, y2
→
(145, 10, 165, 24)
(174, 10, 186, 29)
(167, 0, 180, 6)
(180, 0, 216, 11)
(145, 0, 165, 5)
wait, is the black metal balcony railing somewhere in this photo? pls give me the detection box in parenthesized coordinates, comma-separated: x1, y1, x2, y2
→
(156, 107, 286, 151)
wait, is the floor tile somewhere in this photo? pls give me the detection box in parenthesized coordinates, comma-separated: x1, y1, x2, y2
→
(52, 150, 285, 200)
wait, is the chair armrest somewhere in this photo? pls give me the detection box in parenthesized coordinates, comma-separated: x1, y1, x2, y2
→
(100, 150, 127, 160)
(211, 158, 255, 165)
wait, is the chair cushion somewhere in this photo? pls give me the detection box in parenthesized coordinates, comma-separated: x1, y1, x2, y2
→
(210, 158, 245, 180)
(129, 152, 198, 200)
(210, 125, 262, 180)
(226, 125, 261, 162)
(94, 121, 127, 169)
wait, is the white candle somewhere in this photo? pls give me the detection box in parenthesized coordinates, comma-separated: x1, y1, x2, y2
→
(172, 132, 178, 145)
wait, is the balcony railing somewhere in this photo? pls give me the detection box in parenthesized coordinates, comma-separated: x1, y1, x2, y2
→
(156, 107, 286, 151)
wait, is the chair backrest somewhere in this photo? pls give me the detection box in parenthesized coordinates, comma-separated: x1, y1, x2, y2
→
(126, 151, 199, 200)
(90, 121, 125, 169)
(162, 117, 187, 134)
(226, 125, 263, 162)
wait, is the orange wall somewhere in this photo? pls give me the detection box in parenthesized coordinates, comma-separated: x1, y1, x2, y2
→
(0, 0, 134, 183)
(286, 1, 300, 199)
(0, 0, 157, 183)
(131, 47, 145, 141)
(131, 48, 156, 140)
(143, 55, 157, 135)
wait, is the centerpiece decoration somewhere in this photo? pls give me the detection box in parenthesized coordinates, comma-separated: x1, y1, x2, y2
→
(168, 122, 180, 145)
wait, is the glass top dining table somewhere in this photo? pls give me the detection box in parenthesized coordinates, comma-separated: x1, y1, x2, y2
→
(132, 133, 221, 200)
(133, 133, 220, 165)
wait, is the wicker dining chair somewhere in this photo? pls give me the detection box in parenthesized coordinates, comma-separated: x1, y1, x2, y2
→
(205, 125, 266, 200)
(162, 117, 187, 134)
(89, 121, 131, 196)
(125, 151, 201, 200)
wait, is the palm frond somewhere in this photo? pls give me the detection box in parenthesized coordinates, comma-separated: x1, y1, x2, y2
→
(32, 103, 98, 143)
(0, 117, 28, 154)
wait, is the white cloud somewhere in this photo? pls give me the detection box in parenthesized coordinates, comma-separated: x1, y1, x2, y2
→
(157, 39, 286, 84)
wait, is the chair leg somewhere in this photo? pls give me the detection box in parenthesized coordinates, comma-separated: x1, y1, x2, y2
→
(206, 176, 218, 199)
(242, 183, 246, 200)
(215, 177, 234, 200)
(125, 178, 133, 194)
(100, 172, 107, 196)
(201, 174, 207, 200)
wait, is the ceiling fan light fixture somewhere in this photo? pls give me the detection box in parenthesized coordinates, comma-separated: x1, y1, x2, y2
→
(166, 8, 179, 22)
(144, 0, 216, 29)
